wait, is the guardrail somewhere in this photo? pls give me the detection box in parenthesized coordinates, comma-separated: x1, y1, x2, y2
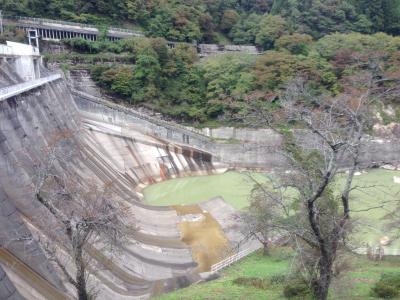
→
(0, 74, 62, 101)
(210, 243, 262, 273)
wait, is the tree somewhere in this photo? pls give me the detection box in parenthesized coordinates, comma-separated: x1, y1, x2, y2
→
(220, 9, 240, 33)
(244, 75, 377, 299)
(275, 33, 313, 55)
(229, 13, 262, 44)
(383, 0, 400, 35)
(255, 14, 288, 50)
(32, 130, 134, 300)
(126, 0, 151, 23)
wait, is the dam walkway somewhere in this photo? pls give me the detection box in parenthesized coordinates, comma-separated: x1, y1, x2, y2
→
(0, 73, 62, 101)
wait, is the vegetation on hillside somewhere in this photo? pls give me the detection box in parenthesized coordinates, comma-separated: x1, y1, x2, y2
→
(2, 0, 400, 44)
(53, 31, 400, 125)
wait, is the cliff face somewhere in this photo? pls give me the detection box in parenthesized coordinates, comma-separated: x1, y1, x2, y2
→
(0, 66, 215, 299)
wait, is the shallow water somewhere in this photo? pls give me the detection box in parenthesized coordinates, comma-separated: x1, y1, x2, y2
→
(143, 171, 266, 209)
(144, 169, 400, 249)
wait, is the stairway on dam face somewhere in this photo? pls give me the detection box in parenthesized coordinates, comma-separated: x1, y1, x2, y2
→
(0, 64, 252, 299)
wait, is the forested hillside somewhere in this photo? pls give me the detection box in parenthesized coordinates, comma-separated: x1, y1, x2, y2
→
(2, 0, 400, 44)
(48, 31, 399, 126)
(3, 0, 400, 126)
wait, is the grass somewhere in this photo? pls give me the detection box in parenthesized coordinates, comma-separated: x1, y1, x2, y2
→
(156, 249, 400, 300)
(157, 248, 290, 300)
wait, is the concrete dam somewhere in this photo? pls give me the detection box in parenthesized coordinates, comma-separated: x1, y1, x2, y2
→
(0, 48, 261, 299)
(1, 41, 400, 300)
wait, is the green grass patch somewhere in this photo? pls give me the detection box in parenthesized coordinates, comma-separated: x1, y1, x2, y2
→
(156, 249, 400, 300)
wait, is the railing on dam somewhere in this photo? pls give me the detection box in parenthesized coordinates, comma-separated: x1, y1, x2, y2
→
(0, 74, 62, 101)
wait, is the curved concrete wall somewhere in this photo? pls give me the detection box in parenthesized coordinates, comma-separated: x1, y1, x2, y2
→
(73, 90, 400, 170)
(0, 71, 216, 299)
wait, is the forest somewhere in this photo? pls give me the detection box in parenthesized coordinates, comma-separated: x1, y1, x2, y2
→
(56, 31, 400, 126)
(1, 0, 400, 43)
(2, 0, 400, 125)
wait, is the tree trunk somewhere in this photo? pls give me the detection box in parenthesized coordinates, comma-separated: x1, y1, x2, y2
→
(75, 246, 88, 300)
(262, 241, 270, 256)
(315, 257, 332, 300)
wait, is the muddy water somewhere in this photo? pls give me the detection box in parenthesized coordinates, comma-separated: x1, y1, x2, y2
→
(144, 171, 265, 209)
(144, 172, 266, 271)
(145, 169, 400, 252)
(174, 205, 231, 272)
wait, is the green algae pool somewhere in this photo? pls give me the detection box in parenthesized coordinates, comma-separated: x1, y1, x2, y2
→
(144, 169, 400, 248)
(143, 171, 266, 209)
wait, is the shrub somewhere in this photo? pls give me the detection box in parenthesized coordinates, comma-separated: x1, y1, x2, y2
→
(372, 273, 400, 298)
(232, 277, 269, 290)
(283, 280, 311, 299)
(372, 282, 398, 298)
(270, 274, 287, 285)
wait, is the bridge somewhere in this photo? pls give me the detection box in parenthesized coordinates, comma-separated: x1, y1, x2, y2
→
(3, 16, 260, 56)
(0, 73, 62, 101)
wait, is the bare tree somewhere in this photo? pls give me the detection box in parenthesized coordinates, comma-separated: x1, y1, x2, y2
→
(244, 76, 375, 300)
(31, 130, 134, 300)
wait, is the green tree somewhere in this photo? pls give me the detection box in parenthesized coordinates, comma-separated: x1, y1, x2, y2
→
(255, 14, 288, 50)
(229, 13, 262, 44)
(132, 47, 161, 102)
(220, 9, 240, 33)
(275, 33, 313, 55)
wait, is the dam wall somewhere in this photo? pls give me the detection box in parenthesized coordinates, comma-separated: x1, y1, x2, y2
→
(0, 68, 222, 299)
(73, 89, 400, 169)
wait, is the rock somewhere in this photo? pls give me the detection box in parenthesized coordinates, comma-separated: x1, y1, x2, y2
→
(382, 164, 396, 171)
(180, 214, 205, 223)
(373, 122, 400, 138)
(383, 105, 396, 117)
(380, 236, 391, 246)
(394, 176, 400, 184)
